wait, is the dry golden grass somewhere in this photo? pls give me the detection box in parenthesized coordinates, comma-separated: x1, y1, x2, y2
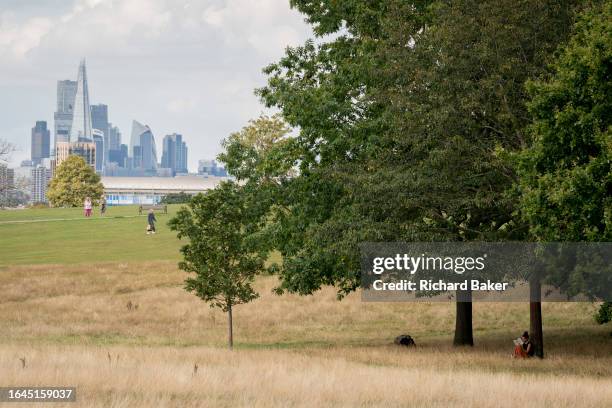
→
(1, 261, 611, 407)
(1, 345, 611, 408)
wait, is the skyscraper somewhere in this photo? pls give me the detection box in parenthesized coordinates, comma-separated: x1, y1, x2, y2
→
(130, 120, 158, 172)
(31, 165, 50, 203)
(31, 121, 50, 165)
(54, 79, 77, 145)
(0, 164, 15, 202)
(69, 60, 93, 142)
(108, 144, 128, 168)
(91, 104, 109, 163)
(92, 129, 104, 173)
(108, 124, 122, 151)
(161, 133, 188, 175)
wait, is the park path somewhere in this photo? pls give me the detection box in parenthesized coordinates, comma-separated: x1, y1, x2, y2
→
(0, 215, 145, 225)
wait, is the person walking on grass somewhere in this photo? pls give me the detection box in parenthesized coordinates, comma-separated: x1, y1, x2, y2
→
(84, 197, 92, 217)
(100, 196, 107, 215)
(147, 208, 157, 234)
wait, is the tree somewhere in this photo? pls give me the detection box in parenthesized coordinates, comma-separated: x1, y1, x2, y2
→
(160, 192, 192, 204)
(518, 1, 611, 357)
(595, 302, 612, 325)
(168, 181, 267, 349)
(47, 156, 104, 207)
(255, 0, 581, 346)
(0, 139, 13, 162)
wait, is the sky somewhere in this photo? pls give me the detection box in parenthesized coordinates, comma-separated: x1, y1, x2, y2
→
(0, 0, 314, 171)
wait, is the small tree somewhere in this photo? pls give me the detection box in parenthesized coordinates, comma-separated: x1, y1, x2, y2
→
(47, 156, 104, 207)
(169, 181, 266, 349)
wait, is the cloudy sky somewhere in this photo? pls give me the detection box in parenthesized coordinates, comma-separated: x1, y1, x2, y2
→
(0, 0, 313, 171)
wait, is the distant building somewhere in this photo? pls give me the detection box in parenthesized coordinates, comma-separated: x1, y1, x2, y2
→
(161, 133, 188, 175)
(31, 165, 50, 203)
(198, 159, 227, 177)
(156, 167, 173, 177)
(129, 120, 158, 173)
(69, 60, 93, 142)
(91, 104, 109, 163)
(31, 121, 50, 165)
(108, 143, 128, 168)
(92, 129, 104, 173)
(56, 141, 96, 169)
(0, 164, 15, 201)
(102, 175, 227, 205)
(54, 79, 77, 145)
(108, 124, 122, 151)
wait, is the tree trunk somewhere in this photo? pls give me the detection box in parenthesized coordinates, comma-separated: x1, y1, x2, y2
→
(228, 304, 233, 350)
(529, 279, 544, 358)
(453, 289, 474, 346)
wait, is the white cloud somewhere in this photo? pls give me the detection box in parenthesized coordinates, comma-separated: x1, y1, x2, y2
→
(166, 96, 199, 114)
(0, 13, 53, 59)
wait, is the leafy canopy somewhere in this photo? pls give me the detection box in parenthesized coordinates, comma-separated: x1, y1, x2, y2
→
(251, 0, 582, 297)
(519, 1, 612, 242)
(168, 181, 267, 312)
(47, 155, 103, 207)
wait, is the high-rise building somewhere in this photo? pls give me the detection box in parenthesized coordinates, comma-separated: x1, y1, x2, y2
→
(31, 121, 50, 165)
(161, 133, 188, 175)
(108, 124, 122, 151)
(30, 165, 50, 203)
(69, 60, 93, 142)
(91, 104, 109, 163)
(54, 80, 77, 145)
(92, 129, 104, 173)
(129, 120, 158, 172)
(0, 164, 15, 201)
(108, 143, 128, 168)
(56, 141, 96, 170)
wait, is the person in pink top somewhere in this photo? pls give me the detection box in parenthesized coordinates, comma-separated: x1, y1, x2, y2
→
(84, 197, 92, 217)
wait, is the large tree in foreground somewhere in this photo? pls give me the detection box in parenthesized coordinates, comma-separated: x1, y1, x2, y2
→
(254, 0, 581, 346)
(169, 181, 267, 349)
(47, 156, 103, 207)
(518, 1, 612, 357)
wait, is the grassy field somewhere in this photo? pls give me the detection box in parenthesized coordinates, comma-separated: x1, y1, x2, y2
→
(0, 208, 611, 406)
(0, 206, 183, 265)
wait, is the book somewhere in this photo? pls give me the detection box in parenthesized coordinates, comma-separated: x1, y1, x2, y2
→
(513, 338, 523, 346)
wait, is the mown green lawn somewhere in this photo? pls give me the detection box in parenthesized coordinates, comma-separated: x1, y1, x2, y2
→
(0, 205, 184, 265)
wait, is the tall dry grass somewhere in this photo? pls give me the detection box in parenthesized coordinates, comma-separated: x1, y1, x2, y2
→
(1, 345, 611, 407)
(1, 261, 611, 407)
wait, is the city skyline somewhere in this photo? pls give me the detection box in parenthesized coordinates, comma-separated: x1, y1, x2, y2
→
(0, 0, 313, 172)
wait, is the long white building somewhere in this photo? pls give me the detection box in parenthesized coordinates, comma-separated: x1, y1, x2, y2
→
(102, 175, 227, 205)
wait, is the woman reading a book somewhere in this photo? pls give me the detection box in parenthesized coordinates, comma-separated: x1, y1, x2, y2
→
(513, 331, 534, 358)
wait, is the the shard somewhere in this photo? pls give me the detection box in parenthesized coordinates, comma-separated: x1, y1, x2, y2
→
(69, 59, 93, 142)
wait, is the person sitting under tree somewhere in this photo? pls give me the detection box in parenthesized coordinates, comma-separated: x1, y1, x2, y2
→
(513, 331, 534, 358)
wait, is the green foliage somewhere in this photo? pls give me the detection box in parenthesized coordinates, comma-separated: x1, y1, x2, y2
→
(47, 156, 104, 207)
(595, 302, 612, 325)
(160, 192, 192, 205)
(168, 181, 267, 313)
(252, 0, 581, 298)
(519, 1, 612, 243)
(219, 115, 296, 183)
